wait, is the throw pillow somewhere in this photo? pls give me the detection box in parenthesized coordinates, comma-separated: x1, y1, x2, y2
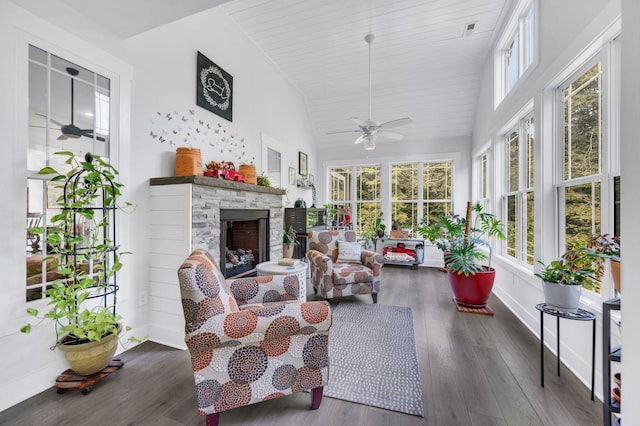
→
(337, 240, 362, 263)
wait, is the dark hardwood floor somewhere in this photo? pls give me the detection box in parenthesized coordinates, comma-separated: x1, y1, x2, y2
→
(0, 266, 602, 425)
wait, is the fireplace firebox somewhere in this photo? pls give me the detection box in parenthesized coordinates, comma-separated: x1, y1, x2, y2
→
(220, 209, 269, 278)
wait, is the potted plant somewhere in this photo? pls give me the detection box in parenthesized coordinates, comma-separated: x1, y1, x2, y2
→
(324, 203, 338, 227)
(21, 151, 136, 375)
(586, 234, 621, 293)
(534, 248, 597, 311)
(282, 224, 299, 258)
(417, 201, 505, 307)
(375, 213, 386, 238)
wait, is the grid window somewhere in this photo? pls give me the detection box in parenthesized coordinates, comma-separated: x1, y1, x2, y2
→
(26, 45, 111, 302)
(502, 115, 535, 265)
(422, 162, 453, 226)
(391, 163, 418, 231)
(266, 148, 281, 188)
(495, 0, 536, 103)
(356, 166, 381, 234)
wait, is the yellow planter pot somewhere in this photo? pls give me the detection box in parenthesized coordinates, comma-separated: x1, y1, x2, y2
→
(58, 325, 121, 375)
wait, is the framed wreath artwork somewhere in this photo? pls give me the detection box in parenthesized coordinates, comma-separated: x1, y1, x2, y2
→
(196, 51, 233, 121)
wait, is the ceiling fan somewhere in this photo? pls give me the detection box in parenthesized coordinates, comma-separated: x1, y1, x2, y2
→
(37, 67, 105, 142)
(327, 33, 411, 150)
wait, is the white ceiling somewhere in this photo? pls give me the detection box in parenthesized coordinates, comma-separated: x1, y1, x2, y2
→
(221, 0, 510, 149)
(15, 0, 511, 150)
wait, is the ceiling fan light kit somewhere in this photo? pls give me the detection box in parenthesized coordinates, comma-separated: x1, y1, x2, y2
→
(327, 33, 411, 150)
(363, 134, 377, 150)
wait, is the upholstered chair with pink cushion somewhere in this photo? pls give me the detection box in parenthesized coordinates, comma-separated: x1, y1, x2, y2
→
(177, 249, 332, 426)
(306, 229, 384, 303)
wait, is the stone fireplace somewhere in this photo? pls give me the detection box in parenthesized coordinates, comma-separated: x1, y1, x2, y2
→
(148, 176, 286, 349)
(220, 208, 269, 278)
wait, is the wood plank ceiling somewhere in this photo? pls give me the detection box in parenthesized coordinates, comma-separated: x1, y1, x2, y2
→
(222, 0, 510, 149)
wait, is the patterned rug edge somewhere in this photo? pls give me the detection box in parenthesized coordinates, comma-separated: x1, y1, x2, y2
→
(452, 297, 495, 316)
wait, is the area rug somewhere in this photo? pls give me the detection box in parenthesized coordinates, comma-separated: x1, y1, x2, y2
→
(452, 298, 495, 316)
(325, 303, 424, 417)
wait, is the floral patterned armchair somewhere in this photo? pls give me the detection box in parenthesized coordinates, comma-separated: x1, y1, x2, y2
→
(177, 249, 332, 425)
(306, 229, 384, 303)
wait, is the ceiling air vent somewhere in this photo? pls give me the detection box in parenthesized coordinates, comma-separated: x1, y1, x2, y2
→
(462, 23, 476, 37)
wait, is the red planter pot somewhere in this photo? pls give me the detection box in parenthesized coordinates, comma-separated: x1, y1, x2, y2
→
(447, 267, 496, 308)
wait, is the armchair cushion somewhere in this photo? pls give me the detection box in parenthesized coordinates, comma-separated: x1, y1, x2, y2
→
(336, 240, 362, 263)
(332, 263, 372, 285)
(185, 300, 332, 350)
(229, 275, 301, 305)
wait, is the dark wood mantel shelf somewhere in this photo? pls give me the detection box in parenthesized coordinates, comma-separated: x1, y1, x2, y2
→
(150, 175, 286, 196)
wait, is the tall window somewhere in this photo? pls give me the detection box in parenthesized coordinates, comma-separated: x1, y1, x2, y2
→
(503, 115, 535, 265)
(558, 62, 602, 252)
(423, 162, 453, 225)
(391, 161, 453, 232)
(26, 45, 111, 302)
(495, 0, 536, 104)
(328, 166, 381, 233)
(391, 163, 418, 231)
(356, 166, 381, 233)
(266, 148, 281, 188)
(329, 167, 351, 204)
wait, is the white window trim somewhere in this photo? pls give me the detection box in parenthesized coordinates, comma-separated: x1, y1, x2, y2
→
(545, 25, 621, 304)
(496, 102, 535, 268)
(261, 132, 285, 188)
(494, 0, 539, 108)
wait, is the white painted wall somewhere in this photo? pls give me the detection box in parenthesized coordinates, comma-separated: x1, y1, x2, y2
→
(620, 0, 640, 421)
(0, 1, 316, 412)
(472, 0, 623, 402)
(0, 0, 135, 411)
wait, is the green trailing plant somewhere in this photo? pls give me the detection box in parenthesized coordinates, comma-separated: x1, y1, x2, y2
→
(416, 202, 505, 276)
(21, 151, 138, 349)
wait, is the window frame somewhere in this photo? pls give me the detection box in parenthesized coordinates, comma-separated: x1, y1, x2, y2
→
(494, 0, 538, 107)
(547, 29, 621, 303)
(500, 113, 535, 267)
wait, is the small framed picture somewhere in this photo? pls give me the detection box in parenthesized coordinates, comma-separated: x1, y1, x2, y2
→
(309, 174, 314, 185)
(289, 167, 296, 185)
(299, 152, 308, 176)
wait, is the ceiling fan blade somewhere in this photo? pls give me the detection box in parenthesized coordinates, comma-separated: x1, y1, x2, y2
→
(378, 130, 404, 140)
(354, 134, 365, 145)
(379, 117, 412, 129)
(327, 129, 362, 135)
(80, 130, 107, 142)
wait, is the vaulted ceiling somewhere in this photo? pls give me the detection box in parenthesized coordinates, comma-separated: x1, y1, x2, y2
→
(13, 0, 511, 150)
(222, 0, 510, 149)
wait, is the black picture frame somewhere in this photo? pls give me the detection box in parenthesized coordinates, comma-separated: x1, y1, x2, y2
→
(299, 152, 308, 176)
(196, 51, 233, 121)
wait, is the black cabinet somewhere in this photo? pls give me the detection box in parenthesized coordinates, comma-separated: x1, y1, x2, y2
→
(603, 297, 621, 426)
(284, 208, 326, 259)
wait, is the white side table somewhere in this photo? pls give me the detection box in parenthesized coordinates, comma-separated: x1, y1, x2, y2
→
(256, 260, 308, 302)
